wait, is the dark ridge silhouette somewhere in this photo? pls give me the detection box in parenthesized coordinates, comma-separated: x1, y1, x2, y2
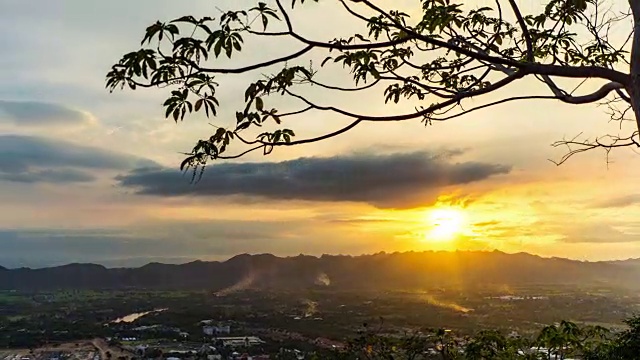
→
(0, 251, 638, 291)
(606, 258, 640, 265)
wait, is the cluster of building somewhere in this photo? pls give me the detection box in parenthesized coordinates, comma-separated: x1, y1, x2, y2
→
(109, 316, 321, 360)
(2, 355, 31, 360)
(1, 350, 99, 360)
(201, 323, 231, 337)
(485, 295, 550, 301)
(131, 339, 269, 360)
(115, 319, 272, 360)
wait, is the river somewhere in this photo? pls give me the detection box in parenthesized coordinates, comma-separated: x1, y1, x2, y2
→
(110, 308, 167, 324)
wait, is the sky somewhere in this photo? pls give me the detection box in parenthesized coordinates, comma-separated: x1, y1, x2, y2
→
(1, 0, 639, 268)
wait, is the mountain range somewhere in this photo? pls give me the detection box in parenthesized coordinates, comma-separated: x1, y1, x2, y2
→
(1, 251, 639, 291)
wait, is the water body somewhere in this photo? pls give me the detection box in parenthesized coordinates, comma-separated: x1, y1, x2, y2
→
(110, 308, 167, 324)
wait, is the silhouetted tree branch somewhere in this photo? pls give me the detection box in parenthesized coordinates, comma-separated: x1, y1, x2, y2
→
(551, 131, 640, 165)
(106, 0, 637, 174)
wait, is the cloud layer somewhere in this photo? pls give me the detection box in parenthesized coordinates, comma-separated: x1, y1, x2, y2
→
(0, 134, 157, 184)
(591, 194, 640, 209)
(560, 223, 640, 244)
(0, 228, 193, 268)
(0, 100, 93, 127)
(0, 219, 352, 268)
(117, 151, 511, 208)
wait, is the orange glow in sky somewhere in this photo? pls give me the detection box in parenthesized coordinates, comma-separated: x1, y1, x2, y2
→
(1, 0, 639, 268)
(425, 208, 466, 243)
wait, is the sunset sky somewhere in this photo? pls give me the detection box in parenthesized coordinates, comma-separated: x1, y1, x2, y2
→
(1, 0, 639, 268)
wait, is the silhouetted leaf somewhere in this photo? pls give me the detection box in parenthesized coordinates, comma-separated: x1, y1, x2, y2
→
(195, 99, 204, 112)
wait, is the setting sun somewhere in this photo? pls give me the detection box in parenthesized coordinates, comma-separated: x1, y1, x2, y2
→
(425, 208, 466, 242)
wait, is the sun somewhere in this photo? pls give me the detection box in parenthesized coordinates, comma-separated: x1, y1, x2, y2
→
(425, 208, 466, 242)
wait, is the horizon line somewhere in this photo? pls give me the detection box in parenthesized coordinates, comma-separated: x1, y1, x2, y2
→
(2, 249, 637, 270)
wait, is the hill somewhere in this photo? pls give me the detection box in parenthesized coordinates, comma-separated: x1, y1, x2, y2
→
(0, 251, 637, 291)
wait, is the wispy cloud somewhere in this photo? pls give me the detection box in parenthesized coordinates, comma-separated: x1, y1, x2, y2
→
(0, 100, 95, 127)
(591, 194, 640, 209)
(0, 134, 158, 184)
(560, 223, 640, 244)
(473, 221, 501, 228)
(0, 168, 96, 184)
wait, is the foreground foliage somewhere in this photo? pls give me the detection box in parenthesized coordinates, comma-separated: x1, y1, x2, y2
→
(316, 316, 640, 359)
(108, 0, 636, 174)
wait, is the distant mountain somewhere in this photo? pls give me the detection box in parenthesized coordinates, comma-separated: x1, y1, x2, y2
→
(605, 258, 640, 266)
(0, 251, 639, 291)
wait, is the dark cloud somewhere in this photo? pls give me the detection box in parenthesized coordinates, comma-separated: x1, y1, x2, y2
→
(0, 100, 92, 127)
(0, 134, 158, 184)
(591, 195, 640, 209)
(117, 151, 510, 208)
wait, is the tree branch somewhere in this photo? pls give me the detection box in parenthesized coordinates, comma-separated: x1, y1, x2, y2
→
(109, 0, 637, 169)
(229, 118, 362, 159)
(545, 80, 625, 104)
(305, 77, 381, 92)
(357, 0, 631, 85)
(286, 68, 527, 122)
(186, 45, 314, 74)
(432, 95, 560, 121)
(273, 119, 362, 146)
(551, 131, 640, 165)
(507, 0, 534, 61)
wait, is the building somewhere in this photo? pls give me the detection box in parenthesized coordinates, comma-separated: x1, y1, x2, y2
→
(203, 325, 231, 336)
(217, 337, 265, 348)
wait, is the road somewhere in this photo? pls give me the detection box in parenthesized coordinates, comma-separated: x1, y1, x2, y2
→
(91, 338, 132, 360)
(91, 339, 108, 360)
